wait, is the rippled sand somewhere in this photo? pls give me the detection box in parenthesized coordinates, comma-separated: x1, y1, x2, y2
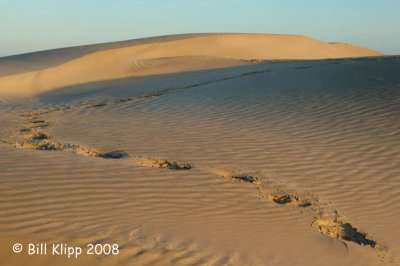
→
(0, 34, 399, 265)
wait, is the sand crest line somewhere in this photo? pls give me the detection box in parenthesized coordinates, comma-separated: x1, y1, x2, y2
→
(8, 108, 385, 254)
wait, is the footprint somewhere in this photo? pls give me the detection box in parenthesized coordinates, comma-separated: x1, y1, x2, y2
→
(15, 138, 129, 159)
(313, 215, 377, 248)
(23, 132, 50, 140)
(255, 184, 382, 250)
(265, 189, 314, 208)
(11, 105, 387, 256)
(207, 167, 259, 183)
(19, 127, 32, 132)
(139, 158, 192, 170)
(230, 173, 259, 183)
(30, 123, 50, 129)
(29, 119, 47, 124)
(15, 140, 60, 151)
(99, 150, 130, 159)
(85, 103, 107, 108)
(114, 98, 134, 103)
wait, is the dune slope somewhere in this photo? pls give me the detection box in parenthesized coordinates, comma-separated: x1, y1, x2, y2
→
(0, 34, 398, 266)
(0, 33, 382, 96)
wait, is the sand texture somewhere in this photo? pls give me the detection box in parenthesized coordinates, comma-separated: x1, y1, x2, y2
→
(0, 34, 399, 265)
(0, 33, 382, 96)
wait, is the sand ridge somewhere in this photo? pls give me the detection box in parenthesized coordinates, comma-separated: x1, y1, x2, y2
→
(0, 33, 383, 96)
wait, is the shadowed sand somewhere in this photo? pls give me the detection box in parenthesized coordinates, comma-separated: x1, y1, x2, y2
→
(0, 33, 382, 96)
(1, 34, 399, 266)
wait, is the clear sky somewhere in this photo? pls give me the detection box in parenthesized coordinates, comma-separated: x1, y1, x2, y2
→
(1, 0, 399, 57)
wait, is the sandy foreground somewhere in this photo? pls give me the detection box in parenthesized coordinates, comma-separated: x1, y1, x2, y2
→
(0, 34, 399, 265)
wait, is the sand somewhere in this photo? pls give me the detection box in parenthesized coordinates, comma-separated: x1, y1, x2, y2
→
(0, 33, 382, 97)
(0, 34, 399, 266)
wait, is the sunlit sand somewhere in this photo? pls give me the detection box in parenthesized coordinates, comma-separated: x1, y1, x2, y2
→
(1, 34, 399, 265)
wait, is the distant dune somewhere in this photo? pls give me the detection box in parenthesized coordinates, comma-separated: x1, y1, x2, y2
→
(0, 33, 383, 96)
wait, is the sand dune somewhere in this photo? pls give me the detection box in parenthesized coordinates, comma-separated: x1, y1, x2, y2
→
(0, 34, 382, 96)
(1, 35, 399, 266)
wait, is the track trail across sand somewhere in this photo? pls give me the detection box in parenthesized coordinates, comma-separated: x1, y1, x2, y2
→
(4, 60, 398, 265)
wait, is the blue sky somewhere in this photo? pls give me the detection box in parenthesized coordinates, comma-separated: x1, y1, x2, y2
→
(1, 0, 399, 56)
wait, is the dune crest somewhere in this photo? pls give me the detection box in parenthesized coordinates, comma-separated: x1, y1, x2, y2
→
(0, 33, 382, 96)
